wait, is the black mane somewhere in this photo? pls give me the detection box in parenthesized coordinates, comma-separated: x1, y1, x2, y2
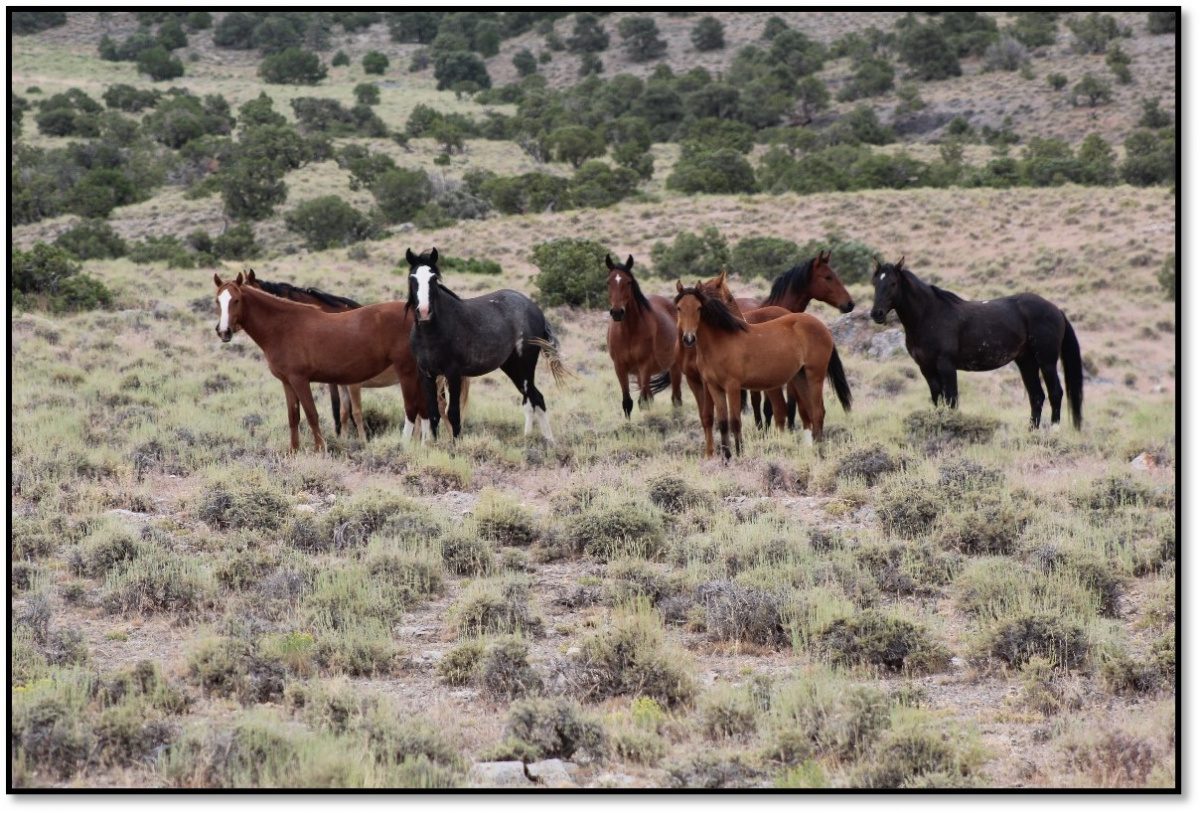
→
(624, 269, 653, 314)
(256, 278, 361, 309)
(891, 265, 964, 305)
(675, 286, 749, 334)
(762, 257, 815, 307)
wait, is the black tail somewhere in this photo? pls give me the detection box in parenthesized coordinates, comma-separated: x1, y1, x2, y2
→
(648, 371, 673, 395)
(828, 345, 852, 413)
(740, 389, 750, 415)
(1061, 318, 1084, 430)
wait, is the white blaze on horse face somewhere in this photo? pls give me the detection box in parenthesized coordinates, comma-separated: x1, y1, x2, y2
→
(217, 289, 233, 334)
(412, 266, 435, 319)
(615, 274, 621, 284)
(879, 272, 887, 280)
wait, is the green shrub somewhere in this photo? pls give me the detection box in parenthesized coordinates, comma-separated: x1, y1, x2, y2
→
(567, 13, 610, 53)
(567, 606, 697, 707)
(545, 125, 606, 168)
(213, 223, 262, 261)
(1068, 12, 1125, 54)
(983, 612, 1090, 669)
(571, 161, 639, 208)
(259, 48, 327, 85)
(102, 551, 216, 618)
(649, 226, 730, 280)
(512, 48, 538, 77)
(875, 476, 940, 539)
(1006, 12, 1059, 48)
(504, 697, 604, 760)
(362, 51, 389, 75)
(667, 148, 758, 195)
(818, 611, 951, 673)
(450, 577, 543, 638)
(196, 474, 290, 532)
(691, 16, 725, 51)
(432, 51, 491, 91)
(53, 219, 127, 260)
(11, 12, 68, 34)
(285, 196, 381, 251)
(102, 83, 161, 112)
(838, 57, 894, 101)
(371, 167, 434, 223)
(354, 83, 381, 106)
(1158, 254, 1176, 301)
(1121, 128, 1175, 186)
(1071, 73, 1113, 107)
(437, 640, 484, 686)
(1147, 11, 1176, 35)
(481, 636, 543, 701)
(530, 237, 611, 308)
(897, 23, 961, 80)
(618, 16, 667, 63)
(12, 242, 114, 313)
(565, 500, 665, 561)
(480, 172, 572, 216)
(331, 50, 350, 67)
(137, 46, 185, 81)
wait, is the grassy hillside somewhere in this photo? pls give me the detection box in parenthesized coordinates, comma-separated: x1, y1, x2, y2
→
(10, 11, 1177, 790)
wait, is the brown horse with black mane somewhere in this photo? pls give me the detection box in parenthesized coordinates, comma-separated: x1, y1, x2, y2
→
(674, 281, 852, 459)
(214, 272, 428, 452)
(242, 269, 468, 442)
(605, 254, 683, 418)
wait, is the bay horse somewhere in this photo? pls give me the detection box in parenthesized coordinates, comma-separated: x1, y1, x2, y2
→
(869, 257, 1083, 429)
(605, 254, 683, 418)
(405, 247, 570, 441)
(242, 270, 468, 441)
(213, 272, 428, 452)
(674, 281, 852, 459)
(734, 251, 855, 429)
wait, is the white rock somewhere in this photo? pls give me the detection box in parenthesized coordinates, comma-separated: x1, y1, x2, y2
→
(527, 759, 577, 787)
(1130, 453, 1157, 471)
(468, 762, 532, 788)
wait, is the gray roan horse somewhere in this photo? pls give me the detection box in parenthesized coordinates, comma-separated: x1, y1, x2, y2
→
(405, 247, 569, 441)
(870, 257, 1083, 429)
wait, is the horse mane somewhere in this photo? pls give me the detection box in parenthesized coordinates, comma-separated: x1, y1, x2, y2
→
(255, 278, 361, 309)
(675, 286, 749, 334)
(625, 269, 653, 314)
(897, 266, 964, 305)
(762, 257, 815, 307)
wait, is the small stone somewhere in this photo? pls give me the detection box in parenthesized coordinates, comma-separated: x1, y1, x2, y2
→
(420, 650, 444, 662)
(295, 504, 317, 514)
(527, 759, 576, 788)
(1130, 453, 1157, 471)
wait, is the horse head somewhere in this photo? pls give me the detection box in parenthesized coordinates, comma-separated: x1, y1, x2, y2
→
(811, 250, 855, 314)
(406, 247, 441, 322)
(214, 272, 246, 342)
(605, 254, 637, 322)
(700, 268, 737, 308)
(870, 255, 905, 324)
(674, 280, 703, 348)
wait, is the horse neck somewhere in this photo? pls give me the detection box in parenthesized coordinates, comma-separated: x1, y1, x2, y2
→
(778, 289, 812, 312)
(892, 272, 937, 328)
(423, 282, 464, 330)
(238, 286, 307, 347)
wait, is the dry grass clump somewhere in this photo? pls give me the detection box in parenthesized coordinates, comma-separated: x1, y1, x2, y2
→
(311, 620, 402, 677)
(699, 683, 761, 740)
(981, 612, 1090, 670)
(695, 579, 790, 648)
(836, 444, 907, 487)
(437, 640, 484, 687)
(1073, 474, 1153, 512)
(494, 697, 605, 762)
(1062, 726, 1163, 788)
(852, 542, 963, 597)
(817, 610, 951, 674)
(474, 490, 541, 547)
(1030, 545, 1123, 618)
(440, 528, 495, 576)
(101, 550, 217, 618)
(935, 458, 1006, 496)
(762, 670, 891, 771)
(849, 708, 985, 789)
(564, 497, 666, 561)
(607, 699, 670, 767)
(603, 559, 680, 606)
(480, 636, 543, 701)
(874, 474, 941, 539)
(185, 637, 285, 705)
(449, 576, 544, 638)
(301, 489, 439, 552)
(561, 604, 697, 709)
(73, 519, 141, 578)
(646, 473, 708, 513)
(933, 494, 1032, 556)
(904, 409, 1001, 449)
(1016, 655, 1085, 716)
(195, 472, 291, 532)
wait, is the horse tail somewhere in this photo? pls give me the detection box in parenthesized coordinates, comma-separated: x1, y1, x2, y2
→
(648, 371, 673, 395)
(1061, 317, 1084, 430)
(827, 344, 853, 413)
(528, 326, 575, 386)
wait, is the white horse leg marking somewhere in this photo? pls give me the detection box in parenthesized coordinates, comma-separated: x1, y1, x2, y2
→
(804, 428, 814, 447)
(217, 289, 232, 332)
(535, 406, 555, 444)
(402, 418, 415, 442)
(420, 418, 431, 444)
(523, 400, 534, 435)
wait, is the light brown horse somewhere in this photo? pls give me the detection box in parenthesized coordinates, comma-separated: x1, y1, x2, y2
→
(605, 254, 683, 418)
(242, 270, 468, 442)
(731, 251, 855, 428)
(214, 272, 428, 452)
(674, 281, 852, 460)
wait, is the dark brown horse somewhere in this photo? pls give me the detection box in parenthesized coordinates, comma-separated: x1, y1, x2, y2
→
(870, 257, 1083, 429)
(675, 281, 852, 459)
(213, 273, 427, 452)
(605, 254, 683, 418)
(732, 251, 854, 428)
(242, 270, 468, 442)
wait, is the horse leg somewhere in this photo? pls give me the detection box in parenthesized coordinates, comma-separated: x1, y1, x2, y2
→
(291, 378, 325, 452)
(338, 386, 353, 437)
(790, 375, 815, 446)
(920, 364, 944, 407)
(636, 364, 653, 412)
(805, 366, 827, 442)
(937, 358, 959, 409)
(1038, 355, 1065, 426)
(330, 385, 343, 437)
(445, 375, 465, 438)
(766, 388, 788, 432)
(615, 361, 633, 419)
(419, 372, 440, 441)
(684, 366, 714, 457)
(349, 385, 366, 444)
(460, 377, 471, 423)
(752, 391, 764, 430)
(729, 385, 744, 457)
(1014, 354, 1046, 428)
(708, 382, 732, 461)
(282, 380, 301, 452)
(670, 362, 683, 408)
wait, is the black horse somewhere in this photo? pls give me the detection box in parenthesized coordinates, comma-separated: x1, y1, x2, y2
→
(870, 257, 1083, 429)
(405, 247, 568, 441)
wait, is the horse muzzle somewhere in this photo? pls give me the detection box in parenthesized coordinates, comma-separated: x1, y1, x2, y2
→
(840, 300, 855, 314)
(681, 332, 696, 348)
(417, 306, 431, 322)
(216, 326, 233, 343)
(609, 308, 625, 322)
(870, 309, 886, 324)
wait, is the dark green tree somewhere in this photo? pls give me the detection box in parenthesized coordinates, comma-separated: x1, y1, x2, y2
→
(433, 51, 491, 90)
(898, 23, 962, 80)
(513, 48, 538, 77)
(371, 167, 434, 223)
(137, 46, 185, 81)
(285, 196, 381, 250)
(1068, 12, 1124, 55)
(567, 13, 609, 53)
(1070, 73, 1112, 107)
(1147, 11, 1176, 35)
(259, 48, 327, 85)
(666, 149, 758, 195)
(362, 51, 389, 75)
(354, 83, 381, 106)
(691, 16, 725, 52)
(546, 125, 607, 168)
(617, 16, 667, 63)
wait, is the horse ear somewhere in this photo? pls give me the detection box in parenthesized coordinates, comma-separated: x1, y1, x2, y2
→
(235, 272, 244, 285)
(626, 255, 634, 270)
(245, 268, 256, 283)
(873, 257, 882, 272)
(676, 280, 685, 294)
(896, 256, 905, 271)
(405, 248, 416, 266)
(429, 247, 438, 264)
(716, 267, 727, 284)
(214, 273, 223, 287)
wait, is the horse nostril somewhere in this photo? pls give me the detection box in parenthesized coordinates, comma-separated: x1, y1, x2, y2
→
(682, 334, 696, 348)
(610, 309, 624, 322)
(843, 301, 855, 313)
(871, 310, 884, 323)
